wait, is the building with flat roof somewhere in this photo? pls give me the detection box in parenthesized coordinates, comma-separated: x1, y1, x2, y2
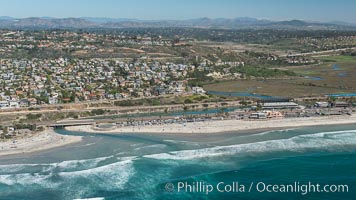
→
(262, 102, 300, 110)
(249, 112, 267, 119)
(332, 101, 350, 108)
(315, 102, 329, 108)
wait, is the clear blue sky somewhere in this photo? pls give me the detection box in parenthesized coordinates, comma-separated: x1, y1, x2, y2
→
(0, 0, 355, 23)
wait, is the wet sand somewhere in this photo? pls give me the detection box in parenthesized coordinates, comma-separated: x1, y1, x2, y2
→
(0, 128, 82, 156)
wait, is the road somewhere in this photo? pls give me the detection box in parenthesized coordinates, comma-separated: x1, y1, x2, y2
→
(0, 100, 242, 117)
(281, 47, 356, 57)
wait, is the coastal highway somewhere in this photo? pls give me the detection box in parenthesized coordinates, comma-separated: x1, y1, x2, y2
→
(0, 100, 243, 127)
(0, 100, 242, 116)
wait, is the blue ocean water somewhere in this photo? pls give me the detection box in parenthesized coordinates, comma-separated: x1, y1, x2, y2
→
(0, 124, 356, 200)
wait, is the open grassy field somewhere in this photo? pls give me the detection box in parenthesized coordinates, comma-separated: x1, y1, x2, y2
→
(204, 55, 356, 98)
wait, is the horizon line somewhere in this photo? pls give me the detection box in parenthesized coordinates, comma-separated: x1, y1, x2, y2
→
(1, 16, 353, 24)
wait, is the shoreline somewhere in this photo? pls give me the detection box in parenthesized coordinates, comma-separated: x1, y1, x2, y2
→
(0, 127, 82, 156)
(65, 115, 356, 135)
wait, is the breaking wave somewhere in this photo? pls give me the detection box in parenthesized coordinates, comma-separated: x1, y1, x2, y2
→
(144, 130, 356, 160)
(0, 155, 114, 174)
(0, 158, 135, 192)
(134, 144, 167, 151)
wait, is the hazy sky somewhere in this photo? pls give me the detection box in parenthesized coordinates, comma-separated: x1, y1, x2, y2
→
(0, 0, 355, 23)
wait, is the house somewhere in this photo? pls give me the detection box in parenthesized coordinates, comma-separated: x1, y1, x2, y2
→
(332, 101, 350, 108)
(192, 87, 206, 94)
(28, 98, 37, 106)
(0, 101, 9, 109)
(315, 102, 329, 108)
(115, 93, 123, 99)
(19, 99, 30, 107)
(8, 100, 19, 108)
(6, 126, 15, 135)
(153, 86, 166, 96)
(88, 93, 98, 101)
(48, 96, 58, 104)
(265, 110, 284, 118)
(249, 112, 267, 119)
(106, 93, 115, 100)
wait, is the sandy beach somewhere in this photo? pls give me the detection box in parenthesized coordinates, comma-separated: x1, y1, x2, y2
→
(65, 114, 356, 134)
(0, 128, 82, 156)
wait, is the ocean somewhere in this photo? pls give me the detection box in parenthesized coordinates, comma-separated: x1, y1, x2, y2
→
(0, 124, 355, 200)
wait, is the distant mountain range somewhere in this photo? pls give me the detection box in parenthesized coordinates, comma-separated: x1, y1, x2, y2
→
(0, 16, 355, 30)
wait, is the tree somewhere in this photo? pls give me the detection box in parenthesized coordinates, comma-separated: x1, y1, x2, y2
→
(184, 99, 193, 104)
(240, 100, 248, 107)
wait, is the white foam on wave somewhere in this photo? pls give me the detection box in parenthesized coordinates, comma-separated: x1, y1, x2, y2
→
(59, 159, 135, 190)
(144, 129, 356, 160)
(0, 159, 135, 191)
(73, 198, 105, 200)
(0, 155, 114, 174)
(163, 139, 192, 144)
(130, 143, 143, 147)
(117, 156, 137, 161)
(76, 142, 96, 147)
(163, 139, 200, 146)
(254, 128, 297, 136)
(205, 128, 299, 145)
(0, 172, 58, 188)
(134, 144, 167, 151)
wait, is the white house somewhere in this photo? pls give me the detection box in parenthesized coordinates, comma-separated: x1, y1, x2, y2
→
(0, 101, 9, 109)
(192, 87, 206, 94)
(8, 100, 19, 108)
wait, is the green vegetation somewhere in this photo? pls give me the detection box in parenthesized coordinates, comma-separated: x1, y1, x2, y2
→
(114, 98, 161, 107)
(26, 113, 42, 120)
(184, 99, 193, 104)
(231, 66, 296, 77)
(13, 123, 37, 131)
(341, 50, 356, 57)
(113, 95, 218, 108)
(90, 109, 106, 116)
(319, 55, 356, 62)
(205, 55, 356, 98)
(187, 70, 213, 87)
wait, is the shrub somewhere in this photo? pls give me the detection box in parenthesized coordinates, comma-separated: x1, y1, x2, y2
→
(26, 113, 42, 120)
(184, 99, 193, 104)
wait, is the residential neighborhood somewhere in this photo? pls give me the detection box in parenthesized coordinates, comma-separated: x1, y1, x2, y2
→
(0, 57, 212, 109)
